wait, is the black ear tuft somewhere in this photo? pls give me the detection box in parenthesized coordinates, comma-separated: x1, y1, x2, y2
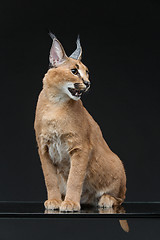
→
(49, 31, 56, 40)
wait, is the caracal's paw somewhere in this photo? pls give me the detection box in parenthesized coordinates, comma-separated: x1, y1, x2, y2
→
(44, 199, 62, 210)
(98, 194, 117, 208)
(60, 200, 80, 212)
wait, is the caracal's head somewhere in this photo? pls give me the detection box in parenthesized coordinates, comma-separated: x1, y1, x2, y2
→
(43, 33, 90, 102)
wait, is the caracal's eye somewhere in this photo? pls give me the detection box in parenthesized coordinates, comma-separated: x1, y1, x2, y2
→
(71, 68, 78, 75)
(86, 70, 89, 76)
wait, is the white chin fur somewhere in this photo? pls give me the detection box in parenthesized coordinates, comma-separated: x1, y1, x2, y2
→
(62, 82, 81, 101)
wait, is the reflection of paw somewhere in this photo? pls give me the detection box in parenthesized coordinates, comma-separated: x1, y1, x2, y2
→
(98, 208, 115, 214)
(60, 200, 80, 212)
(44, 209, 59, 214)
(44, 199, 62, 210)
(98, 194, 116, 208)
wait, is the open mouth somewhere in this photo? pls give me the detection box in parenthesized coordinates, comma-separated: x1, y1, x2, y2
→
(68, 88, 84, 98)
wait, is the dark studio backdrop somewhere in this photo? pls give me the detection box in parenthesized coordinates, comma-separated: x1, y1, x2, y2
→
(0, 0, 160, 204)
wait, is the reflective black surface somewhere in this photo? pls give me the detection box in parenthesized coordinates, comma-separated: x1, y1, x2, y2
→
(0, 202, 160, 218)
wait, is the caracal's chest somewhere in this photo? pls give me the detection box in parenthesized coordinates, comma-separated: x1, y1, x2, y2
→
(48, 132, 70, 164)
(40, 103, 78, 169)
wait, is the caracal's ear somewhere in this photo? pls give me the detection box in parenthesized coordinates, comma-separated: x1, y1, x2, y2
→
(70, 35, 82, 60)
(49, 32, 68, 68)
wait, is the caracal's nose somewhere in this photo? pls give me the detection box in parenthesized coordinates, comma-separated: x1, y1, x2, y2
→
(83, 80, 90, 88)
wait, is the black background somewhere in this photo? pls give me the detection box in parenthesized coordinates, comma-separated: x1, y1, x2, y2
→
(0, 219, 160, 240)
(0, 0, 160, 204)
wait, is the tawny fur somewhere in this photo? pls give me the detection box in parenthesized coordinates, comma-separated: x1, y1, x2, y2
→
(34, 43, 126, 212)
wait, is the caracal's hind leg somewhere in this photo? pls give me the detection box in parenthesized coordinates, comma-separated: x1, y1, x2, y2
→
(98, 194, 123, 208)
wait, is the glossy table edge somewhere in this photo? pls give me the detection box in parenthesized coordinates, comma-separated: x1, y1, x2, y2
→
(0, 201, 160, 219)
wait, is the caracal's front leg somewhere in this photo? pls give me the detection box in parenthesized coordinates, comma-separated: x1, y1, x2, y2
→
(38, 149, 62, 210)
(60, 149, 89, 212)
